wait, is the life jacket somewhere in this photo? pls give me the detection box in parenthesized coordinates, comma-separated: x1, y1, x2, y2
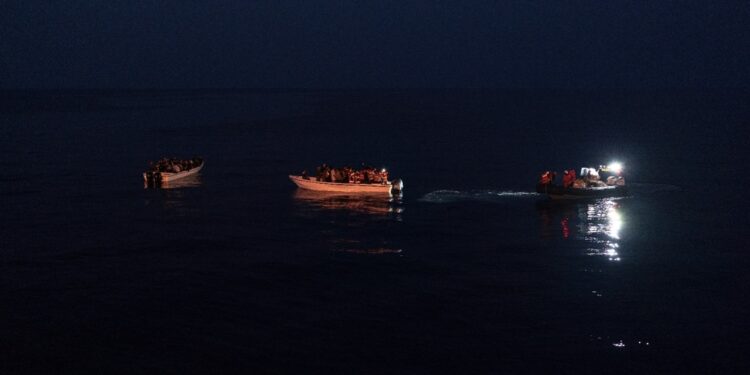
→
(539, 171, 552, 185)
(563, 169, 576, 187)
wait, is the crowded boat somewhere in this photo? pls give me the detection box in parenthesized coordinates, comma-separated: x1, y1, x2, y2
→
(308, 164, 390, 184)
(143, 156, 204, 184)
(536, 162, 627, 199)
(290, 163, 403, 194)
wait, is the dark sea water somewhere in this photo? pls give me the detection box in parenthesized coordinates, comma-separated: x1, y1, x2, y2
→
(1, 89, 748, 374)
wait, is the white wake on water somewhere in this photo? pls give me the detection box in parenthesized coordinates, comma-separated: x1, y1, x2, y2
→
(419, 183, 681, 203)
(419, 189, 539, 203)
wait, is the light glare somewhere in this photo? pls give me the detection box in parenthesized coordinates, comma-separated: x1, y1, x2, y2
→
(607, 162, 623, 174)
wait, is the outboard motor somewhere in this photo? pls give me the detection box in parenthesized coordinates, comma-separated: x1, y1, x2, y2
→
(391, 179, 404, 193)
(144, 171, 162, 186)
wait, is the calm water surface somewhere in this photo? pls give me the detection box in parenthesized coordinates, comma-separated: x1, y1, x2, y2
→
(1, 90, 748, 373)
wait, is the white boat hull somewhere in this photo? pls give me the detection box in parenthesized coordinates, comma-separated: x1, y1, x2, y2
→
(144, 162, 204, 183)
(289, 175, 395, 194)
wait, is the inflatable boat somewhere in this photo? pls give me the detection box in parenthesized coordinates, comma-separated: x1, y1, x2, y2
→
(536, 183, 628, 200)
(536, 162, 628, 199)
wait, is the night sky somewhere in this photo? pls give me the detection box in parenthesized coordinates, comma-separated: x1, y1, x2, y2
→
(1, 1, 749, 89)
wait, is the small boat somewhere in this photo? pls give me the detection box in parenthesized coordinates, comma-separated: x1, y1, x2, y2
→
(144, 158, 204, 184)
(536, 162, 628, 200)
(536, 184, 627, 200)
(289, 175, 403, 194)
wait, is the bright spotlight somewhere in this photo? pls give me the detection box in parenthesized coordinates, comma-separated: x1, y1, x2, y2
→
(607, 162, 623, 174)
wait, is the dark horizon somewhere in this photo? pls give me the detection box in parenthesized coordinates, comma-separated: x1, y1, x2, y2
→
(2, 1, 749, 90)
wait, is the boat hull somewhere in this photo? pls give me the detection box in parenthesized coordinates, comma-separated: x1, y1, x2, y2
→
(289, 175, 395, 194)
(536, 184, 627, 200)
(144, 161, 204, 183)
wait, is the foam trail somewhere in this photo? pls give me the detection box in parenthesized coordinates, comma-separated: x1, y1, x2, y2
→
(419, 189, 539, 203)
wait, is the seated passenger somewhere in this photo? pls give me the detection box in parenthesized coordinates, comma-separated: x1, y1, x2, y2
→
(350, 171, 363, 184)
(316, 164, 328, 181)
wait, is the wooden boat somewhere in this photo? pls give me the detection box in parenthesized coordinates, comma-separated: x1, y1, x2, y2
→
(144, 160, 204, 183)
(536, 183, 627, 200)
(153, 174, 202, 190)
(289, 175, 403, 194)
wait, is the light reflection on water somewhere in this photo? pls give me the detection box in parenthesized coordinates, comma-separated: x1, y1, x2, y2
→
(292, 189, 404, 218)
(292, 189, 404, 254)
(580, 199, 623, 261)
(538, 198, 626, 261)
(539, 198, 638, 351)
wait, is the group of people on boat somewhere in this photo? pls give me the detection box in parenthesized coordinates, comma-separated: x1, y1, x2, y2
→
(539, 165, 625, 189)
(302, 164, 390, 184)
(147, 157, 203, 174)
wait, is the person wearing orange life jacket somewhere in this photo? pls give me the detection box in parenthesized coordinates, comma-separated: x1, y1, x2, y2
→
(539, 171, 552, 185)
(563, 169, 576, 188)
(569, 169, 577, 187)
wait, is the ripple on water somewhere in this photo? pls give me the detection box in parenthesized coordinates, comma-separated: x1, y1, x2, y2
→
(419, 189, 539, 203)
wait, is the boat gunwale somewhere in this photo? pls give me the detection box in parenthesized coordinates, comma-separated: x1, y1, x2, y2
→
(289, 174, 393, 187)
(538, 183, 628, 199)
